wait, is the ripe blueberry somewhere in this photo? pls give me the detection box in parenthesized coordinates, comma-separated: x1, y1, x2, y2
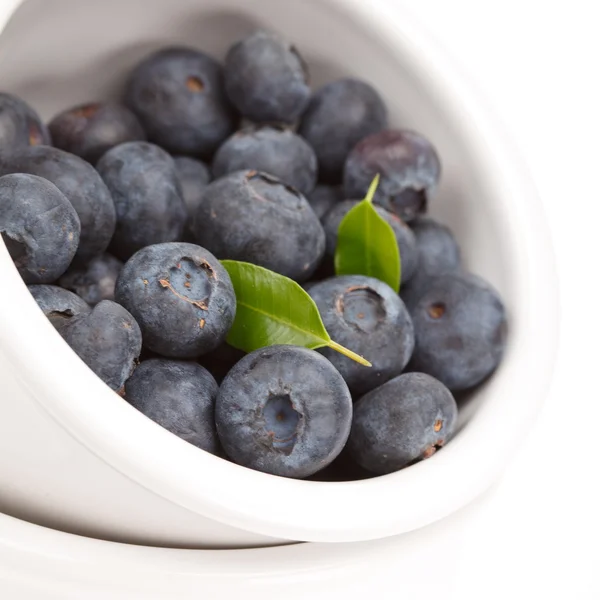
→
(344, 129, 441, 221)
(115, 242, 236, 358)
(348, 372, 458, 474)
(125, 359, 220, 455)
(215, 345, 352, 479)
(308, 275, 415, 396)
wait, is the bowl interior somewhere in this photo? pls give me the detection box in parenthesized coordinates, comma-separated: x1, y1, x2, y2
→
(0, 0, 534, 546)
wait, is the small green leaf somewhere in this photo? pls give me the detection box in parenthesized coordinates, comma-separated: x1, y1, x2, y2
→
(334, 174, 401, 292)
(222, 260, 371, 366)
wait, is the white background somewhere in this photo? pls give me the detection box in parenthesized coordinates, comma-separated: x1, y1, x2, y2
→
(0, 0, 597, 597)
(389, 0, 599, 597)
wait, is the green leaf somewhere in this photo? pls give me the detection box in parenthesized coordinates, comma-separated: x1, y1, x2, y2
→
(334, 174, 401, 292)
(221, 260, 371, 366)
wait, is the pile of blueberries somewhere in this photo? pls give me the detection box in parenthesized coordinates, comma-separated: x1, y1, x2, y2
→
(0, 30, 507, 481)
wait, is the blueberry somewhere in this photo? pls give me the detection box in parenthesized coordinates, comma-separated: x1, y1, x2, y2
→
(307, 275, 414, 396)
(125, 359, 220, 455)
(173, 156, 211, 215)
(0, 173, 80, 283)
(0, 92, 51, 152)
(347, 372, 458, 475)
(192, 170, 325, 282)
(322, 199, 418, 284)
(212, 125, 317, 195)
(299, 79, 387, 183)
(401, 216, 462, 310)
(307, 185, 343, 221)
(57, 300, 142, 392)
(58, 253, 123, 305)
(115, 242, 236, 358)
(215, 345, 352, 478)
(225, 30, 310, 124)
(48, 102, 146, 165)
(172, 156, 211, 241)
(96, 142, 187, 260)
(0, 145, 116, 264)
(28, 284, 90, 328)
(124, 47, 237, 158)
(408, 272, 507, 391)
(344, 129, 441, 221)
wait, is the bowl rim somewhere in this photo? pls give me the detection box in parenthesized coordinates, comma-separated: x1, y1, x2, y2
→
(0, 0, 559, 544)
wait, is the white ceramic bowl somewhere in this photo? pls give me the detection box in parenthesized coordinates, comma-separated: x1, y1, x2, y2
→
(0, 0, 558, 549)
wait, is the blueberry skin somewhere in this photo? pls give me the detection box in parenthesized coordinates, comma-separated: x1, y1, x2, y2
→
(124, 47, 237, 158)
(28, 284, 90, 328)
(59, 253, 123, 305)
(408, 272, 507, 391)
(0, 92, 51, 153)
(348, 372, 458, 475)
(299, 79, 387, 183)
(173, 156, 211, 215)
(0, 145, 116, 264)
(48, 102, 146, 165)
(344, 129, 441, 222)
(401, 216, 462, 310)
(96, 142, 187, 260)
(212, 125, 317, 195)
(0, 173, 80, 284)
(115, 242, 236, 359)
(225, 30, 310, 124)
(322, 199, 418, 284)
(307, 185, 343, 221)
(58, 299, 142, 391)
(215, 345, 352, 479)
(308, 275, 415, 397)
(192, 170, 325, 282)
(125, 359, 220, 455)
(173, 156, 211, 242)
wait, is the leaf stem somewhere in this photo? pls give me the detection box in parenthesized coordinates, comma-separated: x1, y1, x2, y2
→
(327, 340, 372, 367)
(364, 173, 381, 204)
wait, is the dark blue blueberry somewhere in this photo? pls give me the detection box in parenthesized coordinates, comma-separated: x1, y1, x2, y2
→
(57, 299, 142, 391)
(0, 145, 116, 264)
(215, 345, 352, 478)
(348, 372, 458, 474)
(225, 30, 310, 124)
(48, 102, 146, 165)
(115, 242, 236, 359)
(59, 253, 123, 305)
(96, 142, 187, 260)
(410, 216, 461, 274)
(0, 92, 51, 153)
(173, 156, 211, 214)
(124, 47, 237, 158)
(212, 125, 317, 195)
(307, 185, 343, 221)
(308, 275, 414, 396)
(344, 129, 441, 222)
(299, 79, 387, 183)
(322, 199, 418, 284)
(125, 359, 220, 455)
(173, 156, 211, 241)
(401, 216, 462, 310)
(408, 272, 507, 391)
(28, 284, 90, 328)
(0, 173, 80, 283)
(192, 170, 325, 282)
